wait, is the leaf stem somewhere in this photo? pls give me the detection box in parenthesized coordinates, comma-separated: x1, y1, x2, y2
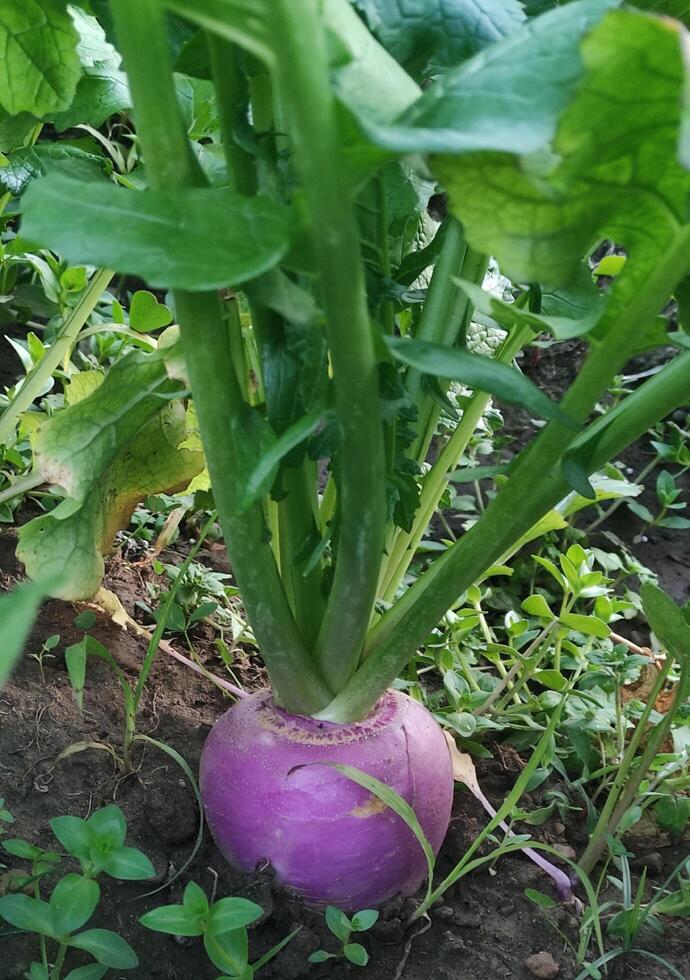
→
(321, 237, 690, 720)
(269, 0, 386, 691)
(0, 471, 44, 506)
(111, 0, 331, 713)
(0, 268, 113, 447)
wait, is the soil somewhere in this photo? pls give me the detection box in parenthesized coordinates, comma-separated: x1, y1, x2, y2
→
(2, 340, 690, 979)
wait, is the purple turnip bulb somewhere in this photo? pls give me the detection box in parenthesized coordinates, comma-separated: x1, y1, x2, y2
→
(200, 689, 453, 910)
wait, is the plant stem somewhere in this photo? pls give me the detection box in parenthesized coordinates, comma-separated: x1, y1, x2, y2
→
(322, 239, 690, 720)
(207, 34, 257, 195)
(270, 0, 386, 691)
(580, 653, 689, 873)
(374, 323, 533, 627)
(0, 268, 113, 446)
(0, 471, 43, 506)
(50, 942, 67, 980)
(111, 0, 331, 713)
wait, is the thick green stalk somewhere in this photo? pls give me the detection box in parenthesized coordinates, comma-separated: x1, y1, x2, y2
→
(111, 0, 331, 713)
(207, 34, 257, 195)
(320, 239, 690, 720)
(269, 0, 386, 691)
(0, 268, 113, 446)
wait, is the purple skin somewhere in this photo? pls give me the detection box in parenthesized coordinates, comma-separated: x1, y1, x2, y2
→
(200, 689, 454, 910)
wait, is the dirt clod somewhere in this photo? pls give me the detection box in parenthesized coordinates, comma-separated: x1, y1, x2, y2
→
(525, 951, 560, 979)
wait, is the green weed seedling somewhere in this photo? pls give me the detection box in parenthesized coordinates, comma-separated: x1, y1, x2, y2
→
(309, 906, 379, 967)
(0, 804, 153, 980)
(140, 881, 297, 979)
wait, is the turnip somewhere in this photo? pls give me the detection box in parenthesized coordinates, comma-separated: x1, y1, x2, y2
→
(200, 690, 453, 909)
(19, 0, 690, 917)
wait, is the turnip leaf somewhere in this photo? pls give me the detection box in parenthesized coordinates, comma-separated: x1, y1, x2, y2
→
(0, 0, 81, 117)
(22, 174, 291, 291)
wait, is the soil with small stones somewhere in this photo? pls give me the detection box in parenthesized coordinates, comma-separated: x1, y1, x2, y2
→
(2, 339, 690, 979)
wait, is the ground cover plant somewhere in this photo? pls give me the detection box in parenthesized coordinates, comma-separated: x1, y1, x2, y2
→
(1, 0, 690, 977)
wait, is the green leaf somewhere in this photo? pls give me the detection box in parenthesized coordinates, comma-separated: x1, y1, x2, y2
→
(351, 909, 379, 931)
(2, 839, 42, 860)
(236, 407, 327, 512)
(22, 173, 291, 290)
(0, 0, 80, 116)
(0, 894, 56, 937)
(87, 805, 127, 849)
(0, 144, 110, 197)
(641, 583, 690, 666)
(521, 595, 554, 619)
(69, 929, 138, 969)
(182, 882, 209, 917)
(63, 966, 108, 980)
(533, 669, 567, 692)
(0, 581, 45, 689)
(308, 949, 336, 963)
(655, 796, 690, 836)
(325, 905, 352, 943)
(344, 942, 369, 966)
(139, 904, 204, 937)
(65, 639, 87, 711)
(25, 964, 50, 980)
(203, 928, 249, 975)
(49, 874, 100, 935)
(353, 0, 525, 75)
(384, 336, 573, 426)
(18, 351, 204, 600)
(74, 610, 97, 630)
(207, 898, 263, 935)
(101, 846, 155, 881)
(129, 291, 173, 333)
(559, 613, 611, 638)
(50, 816, 93, 861)
(524, 888, 558, 909)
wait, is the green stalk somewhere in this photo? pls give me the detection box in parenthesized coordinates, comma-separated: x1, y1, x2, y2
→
(0, 267, 113, 446)
(270, 0, 386, 691)
(207, 33, 257, 195)
(580, 652, 690, 873)
(111, 0, 331, 714)
(0, 471, 43, 506)
(376, 323, 532, 610)
(320, 241, 690, 720)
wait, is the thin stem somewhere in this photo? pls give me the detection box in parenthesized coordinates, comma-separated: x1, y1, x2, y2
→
(111, 0, 331, 714)
(0, 471, 43, 506)
(270, 0, 386, 691)
(50, 942, 67, 980)
(0, 268, 113, 446)
(322, 237, 690, 720)
(207, 34, 257, 195)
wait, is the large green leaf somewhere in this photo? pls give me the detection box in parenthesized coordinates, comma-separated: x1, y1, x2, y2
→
(69, 929, 138, 969)
(353, 0, 526, 75)
(21, 173, 291, 290)
(0, 144, 110, 197)
(49, 875, 100, 935)
(0, 0, 81, 117)
(0, 582, 45, 689)
(17, 350, 204, 600)
(640, 583, 690, 666)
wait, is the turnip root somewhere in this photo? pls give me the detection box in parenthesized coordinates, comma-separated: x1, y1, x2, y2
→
(200, 689, 453, 910)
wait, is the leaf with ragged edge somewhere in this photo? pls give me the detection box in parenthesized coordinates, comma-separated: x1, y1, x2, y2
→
(365, 0, 690, 326)
(51, 6, 131, 130)
(21, 174, 291, 291)
(353, 0, 526, 76)
(431, 6, 690, 315)
(384, 335, 573, 425)
(17, 350, 204, 600)
(0, 581, 45, 689)
(0, 0, 80, 117)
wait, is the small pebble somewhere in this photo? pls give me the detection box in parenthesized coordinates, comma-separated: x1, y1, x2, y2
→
(552, 843, 576, 861)
(631, 851, 664, 877)
(553, 822, 565, 835)
(525, 951, 560, 979)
